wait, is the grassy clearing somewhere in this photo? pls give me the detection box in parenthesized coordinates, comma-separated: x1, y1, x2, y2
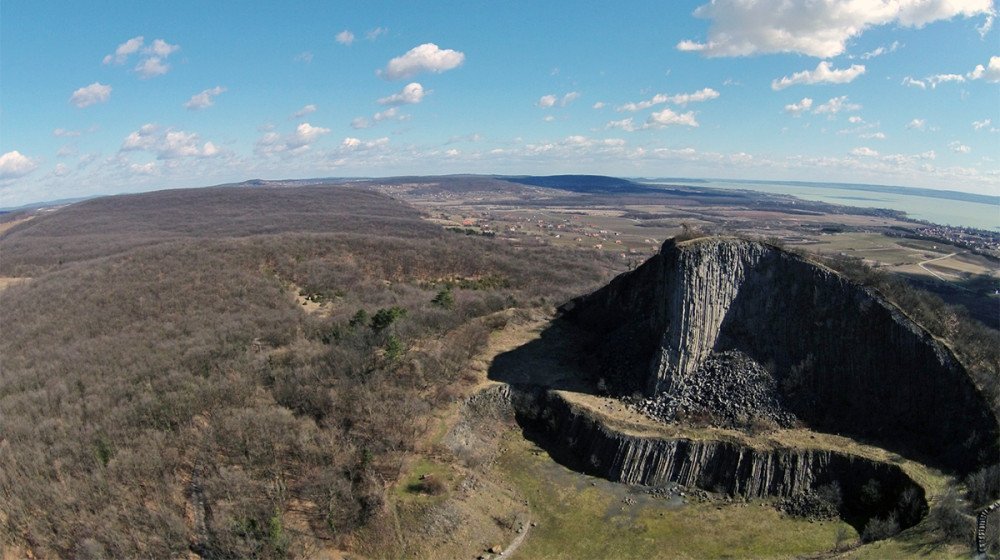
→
(393, 457, 449, 498)
(837, 531, 969, 560)
(0, 277, 30, 290)
(498, 430, 858, 560)
(800, 233, 942, 265)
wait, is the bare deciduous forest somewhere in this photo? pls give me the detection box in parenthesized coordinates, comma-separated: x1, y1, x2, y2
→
(0, 185, 621, 558)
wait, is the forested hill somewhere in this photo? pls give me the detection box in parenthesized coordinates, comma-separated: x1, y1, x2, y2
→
(500, 174, 655, 194)
(0, 183, 620, 558)
(0, 185, 441, 276)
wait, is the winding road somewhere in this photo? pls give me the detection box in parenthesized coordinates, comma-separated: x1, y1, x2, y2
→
(917, 251, 958, 282)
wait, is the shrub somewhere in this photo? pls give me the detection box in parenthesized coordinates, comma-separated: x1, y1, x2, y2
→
(431, 288, 455, 310)
(370, 306, 407, 332)
(965, 464, 1000, 507)
(862, 513, 900, 543)
(929, 489, 972, 544)
(674, 222, 706, 242)
(419, 476, 447, 496)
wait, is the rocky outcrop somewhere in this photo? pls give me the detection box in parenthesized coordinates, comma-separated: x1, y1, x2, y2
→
(512, 388, 926, 531)
(561, 237, 999, 474)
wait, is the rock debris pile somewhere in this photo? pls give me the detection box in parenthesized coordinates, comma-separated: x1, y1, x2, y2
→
(631, 350, 799, 430)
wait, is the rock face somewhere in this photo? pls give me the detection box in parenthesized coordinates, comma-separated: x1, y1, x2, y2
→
(561, 237, 998, 474)
(512, 388, 926, 531)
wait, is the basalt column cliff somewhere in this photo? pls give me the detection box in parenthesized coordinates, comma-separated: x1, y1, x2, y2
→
(561, 237, 999, 474)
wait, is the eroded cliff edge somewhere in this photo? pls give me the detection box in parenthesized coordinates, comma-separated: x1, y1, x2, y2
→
(510, 387, 927, 532)
(560, 237, 999, 474)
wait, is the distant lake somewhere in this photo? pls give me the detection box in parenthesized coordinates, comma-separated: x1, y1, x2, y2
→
(654, 180, 1000, 232)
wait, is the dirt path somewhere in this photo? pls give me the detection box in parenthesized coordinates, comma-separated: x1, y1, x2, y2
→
(917, 251, 957, 280)
(502, 516, 531, 558)
(917, 251, 973, 291)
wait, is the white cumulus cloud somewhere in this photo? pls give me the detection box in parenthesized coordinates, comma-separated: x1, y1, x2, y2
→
(378, 83, 427, 105)
(618, 94, 669, 112)
(103, 36, 144, 65)
(666, 88, 720, 106)
(950, 140, 971, 153)
(290, 123, 331, 147)
(184, 86, 226, 110)
(103, 37, 179, 78)
(136, 56, 170, 79)
(561, 91, 581, 105)
(771, 62, 866, 90)
(784, 97, 814, 116)
(606, 118, 638, 131)
(677, 0, 992, 58)
(927, 73, 966, 87)
(121, 123, 223, 159)
(977, 13, 995, 35)
(378, 43, 465, 80)
(647, 108, 699, 127)
(130, 161, 157, 175)
(605, 110, 699, 130)
(536, 94, 557, 108)
(851, 147, 879, 157)
(906, 56, 999, 88)
(341, 137, 389, 149)
(291, 104, 318, 119)
(144, 39, 179, 58)
(813, 95, 861, 114)
(351, 107, 411, 129)
(336, 30, 355, 45)
(255, 122, 330, 156)
(618, 88, 720, 112)
(972, 119, 991, 130)
(0, 151, 41, 179)
(973, 56, 1000, 82)
(160, 131, 219, 158)
(907, 118, 927, 130)
(350, 117, 373, 130)
(121, 123, 161, 151)
(102, 38, 180, 78)
(858, 41, 899, 59)
(69, 82, 112, 107)
(536, 92, 581, 108)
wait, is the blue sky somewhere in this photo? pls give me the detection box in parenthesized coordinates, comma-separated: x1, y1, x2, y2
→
(1, 1, 998, 207)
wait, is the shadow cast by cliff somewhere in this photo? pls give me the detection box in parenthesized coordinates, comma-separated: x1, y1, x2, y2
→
(487, 317, 601, 394)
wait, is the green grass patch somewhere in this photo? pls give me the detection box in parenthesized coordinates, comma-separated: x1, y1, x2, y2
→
(394, 457, 449, 499)
(498, 432, 858, 559)
(844, 531, 969, 560)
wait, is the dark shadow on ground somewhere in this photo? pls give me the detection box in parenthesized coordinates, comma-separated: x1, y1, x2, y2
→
(486, 317, 600, 394)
